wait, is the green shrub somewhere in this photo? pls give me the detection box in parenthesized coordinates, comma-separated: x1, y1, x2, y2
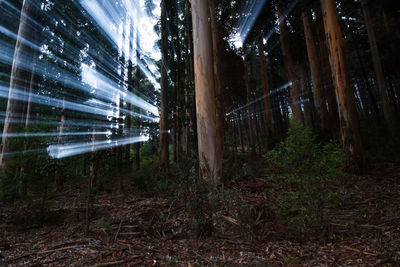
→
(265, 120, 345, 236)
(180, 167, 213, 237)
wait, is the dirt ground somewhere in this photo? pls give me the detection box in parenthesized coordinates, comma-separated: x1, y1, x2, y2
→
(1, 162, 399, 266)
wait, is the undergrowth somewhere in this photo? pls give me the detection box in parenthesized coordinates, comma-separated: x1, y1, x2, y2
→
(265, 120, 345, 238)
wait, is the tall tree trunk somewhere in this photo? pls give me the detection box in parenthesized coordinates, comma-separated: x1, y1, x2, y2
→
(125, 25, 135, 164)
(184, 0, 191, 156)
(302, 10, 329, 133)
(361, 0, 397, 133)
(256, 36, 273, 136)
(192, 0, 220, 181)
(209, 0, 223, 179)
(185, 0, 193, 156)
(0, 0, 35, 171)
(320, 0, 365, 169)
(315, 7, 340, 139)
(134, 49, 141, 170)
(159, 0, 169, 170)
(380, 0, 400, 105)
(244, 55, 256, 156)
(354, 45, 379, 117)
(278, 10, 303, 123)
(299, 60, 313, 127)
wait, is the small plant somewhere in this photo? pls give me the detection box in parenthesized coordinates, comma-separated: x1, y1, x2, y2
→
(265, 120, 345, 237)
(181, 167, 212, 237)
(94, 217, 112, 231)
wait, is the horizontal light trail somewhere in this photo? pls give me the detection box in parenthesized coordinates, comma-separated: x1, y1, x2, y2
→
(229, 98, 311, 122)
(2, 148, 46, 159)
(226, 81, 293, 116)
(47, 135, 149, 159)
(81, 64, 159, 115)
(0, 117, 122, 128)
(0, 5, 159, 110)
(0, 85, 158, 122)
(0, 84, 109, 117)
(0, 131, 110, 138)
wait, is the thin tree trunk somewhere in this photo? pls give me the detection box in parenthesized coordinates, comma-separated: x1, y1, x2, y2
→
(184, 0, 191, 156)
(160, 0, 169, 170)
(320, 0, 365, 169)
(134, 52, 141, 170)
(256, 36, 273, 136)
(315, 7, 340, 138)
(302, 10, 330, 132)
(244, 55, 256, 156)
(125, 26, 135, 164)
(0, 0, 35, 171)
(361, 0, 397, 133)
(299, 60, 313, 127)
(209, 0, 223, 179)
(354, 45, 379, 117)
(380, 0, 400, 106)
(278, 9, 303, 123)
(237, 114, 245, 153)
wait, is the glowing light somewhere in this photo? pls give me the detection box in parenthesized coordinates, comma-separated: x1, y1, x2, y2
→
(226, 82, 293, 116)
(81, 64, 160, 116)
(0, 131, 110, 138)
(47, 135, 149, 159)
(232, 0, 267, 49)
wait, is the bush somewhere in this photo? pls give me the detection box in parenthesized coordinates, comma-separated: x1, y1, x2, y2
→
(265, 120, 345, 236)
(180, 167, 213, 237)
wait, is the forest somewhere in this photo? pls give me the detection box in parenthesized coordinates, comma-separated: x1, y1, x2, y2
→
(0, 0, 399, 265)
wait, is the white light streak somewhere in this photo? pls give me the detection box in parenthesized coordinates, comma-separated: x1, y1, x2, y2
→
(47, 135, 149, 159)
(0, 131, 110, 138)
(81, 64, 160, 116)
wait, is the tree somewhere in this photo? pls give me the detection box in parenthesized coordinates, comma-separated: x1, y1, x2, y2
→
(0, 0, 36, 172)
(191, 0, 221, 181)
(277, 8, 303, 123)
(256, 35, 273, 137)
(361, 0, 397, 134)
(159, 0, 169, 170)
(209, 0, 223, 179)
(302, 10, 329, 133)
(244, 53, 256, 156)
(320, 0, 365, 168)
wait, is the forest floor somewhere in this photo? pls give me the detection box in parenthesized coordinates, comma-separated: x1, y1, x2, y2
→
(0, 161, 399, 266)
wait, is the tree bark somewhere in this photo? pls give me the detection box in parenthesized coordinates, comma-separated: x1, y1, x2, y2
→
(244, 55, 256, 156)
(0, 0, 35, 171)
(184, 0, 191, 156)
(278, 10, 303, 123)
(320, 0, 365, 169)
(134, 44, 141, 170)
(315, 7, 340, 139)
(361, 0, 397, 132)
(302, 10, 329, 132)
(299, 60, 313, 127)
(192, 0, 221, 181)
(208, 0, 223, 179)
(256, 36, 273, 136)
(159, 0, 169, 170)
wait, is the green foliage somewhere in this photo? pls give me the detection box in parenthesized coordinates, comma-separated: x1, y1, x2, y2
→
(94, 217, 112, 231)
(129, 169, 155, 192)
(265, 120, 345, 236)
(180, 167, 213, 237)
(179, 165, 238, 237)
